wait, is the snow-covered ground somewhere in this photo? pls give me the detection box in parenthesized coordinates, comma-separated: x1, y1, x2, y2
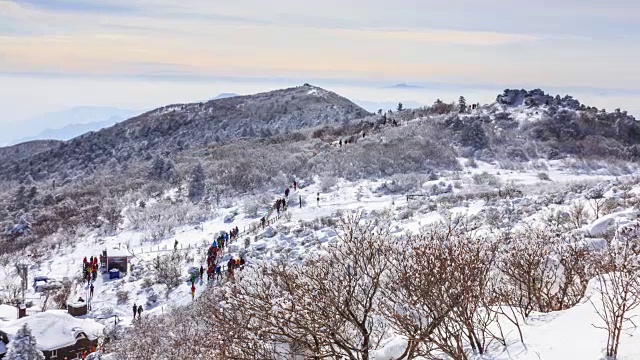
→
(2, 158, 640, 359)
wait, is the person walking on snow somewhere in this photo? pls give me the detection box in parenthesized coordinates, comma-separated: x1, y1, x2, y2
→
(174, 239, 178, 251)
(285, 188, 290, 197)
(293, 180, 297, 191)
(137, 305, 143, 319)
(317, 192, 320, 207)
(90, 284, 94, 297)
(191, 284, 196, 300)
(299, 195, 302, 208)
(133, 303, 137, 320)
(199, 266, 204, 279)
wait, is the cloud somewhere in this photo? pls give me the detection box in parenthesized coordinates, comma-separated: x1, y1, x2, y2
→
(333, 28, 539, 46)
(0, 0, 638, 93)
(11, 0, 135, 13)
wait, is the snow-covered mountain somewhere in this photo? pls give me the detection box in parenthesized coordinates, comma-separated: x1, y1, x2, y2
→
(0, 86, 639, 360)
(0, 84, 369, 182)
(0, 140, 62, 163)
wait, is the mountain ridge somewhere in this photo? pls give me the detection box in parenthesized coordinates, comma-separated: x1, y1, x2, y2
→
(0, 84, 369, 182)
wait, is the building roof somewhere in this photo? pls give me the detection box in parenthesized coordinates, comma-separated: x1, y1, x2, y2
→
(106, 248, 130, 258)
(0, 305, 17, 323)
(0, 310, 104, 351)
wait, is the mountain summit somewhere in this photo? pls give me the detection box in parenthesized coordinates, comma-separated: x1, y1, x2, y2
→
(0, 85, 369, 182)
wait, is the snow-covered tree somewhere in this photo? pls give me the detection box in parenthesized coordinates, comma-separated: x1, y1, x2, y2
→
(4, 323, 45, 360)
(188, 163, 206, 203)
(458, 96, 467, 113)
(148, 156, 176, 183)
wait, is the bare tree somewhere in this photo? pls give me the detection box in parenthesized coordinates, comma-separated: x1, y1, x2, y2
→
(590, 224, 640, 359)
(497, 227, 594, 318)
(196, 213, 396, 360)
(109, 306, 222, 360)
(293, 213, 393, 359)
(569, 200, 589, 230)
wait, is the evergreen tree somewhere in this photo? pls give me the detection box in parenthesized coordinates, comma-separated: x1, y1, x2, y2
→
(458, 96, 467, 113)
(148, 156, 176, 183)
(5, 323, 45, 360)
(188, 163, 206, 203)
(397, 102, 404, 112)
(460, 121, 488, 150)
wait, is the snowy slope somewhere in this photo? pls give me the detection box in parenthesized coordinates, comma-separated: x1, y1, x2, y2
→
(2, 156, 640, 359)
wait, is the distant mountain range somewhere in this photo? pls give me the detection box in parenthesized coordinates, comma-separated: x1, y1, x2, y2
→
(383, 83, 424, 89)
(211, 93, 240, 100)
(2, 106, 139, 145)
(13, 115, 133, 144)
(7, 94, 243, 145)
(354, 99, 426, 112)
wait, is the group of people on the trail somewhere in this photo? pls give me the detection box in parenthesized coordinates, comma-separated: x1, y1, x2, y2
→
(204, 233, 246, 290)
(226, 257, 245, 280)
(275, 197, 287, 216)
(338, 131, 370, 147)
(132, 303, 143, 320)
(82, 256, 99, 285)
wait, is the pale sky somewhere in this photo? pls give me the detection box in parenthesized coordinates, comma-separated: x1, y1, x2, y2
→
(1, 0, 639, 123)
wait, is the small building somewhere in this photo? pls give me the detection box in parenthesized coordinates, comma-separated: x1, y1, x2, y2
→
(100, 248, 131, 273)
(67, 300, 88, 317)
(0, 310, 104, 359)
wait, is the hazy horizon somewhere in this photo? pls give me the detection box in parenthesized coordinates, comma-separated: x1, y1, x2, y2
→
(1, 0, 639, 126)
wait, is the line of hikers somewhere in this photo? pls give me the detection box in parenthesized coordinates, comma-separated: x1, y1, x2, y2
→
(204, 238, 246, 286)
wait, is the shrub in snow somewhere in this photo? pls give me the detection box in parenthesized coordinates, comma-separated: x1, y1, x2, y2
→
(140, 277, 154, 289)
(224, 211, 237, 223)
(116, 290, 129, 304)
(154, 253, 182, 289)
(464, 157, 478, 168)
(377, 173, 425, 194)
(472, 171, 501, 187)
(7, 218, 31, 236)
(261, 226, 277, 238)
(4, 323, 45, 360)
(243, 195, 270, 219)
(537, 172, 551, 181)
(601, 197, 620, 216)
(319, 175, 338, 192)
(396, 208, 413, 220)
(146, 289, 158, 305)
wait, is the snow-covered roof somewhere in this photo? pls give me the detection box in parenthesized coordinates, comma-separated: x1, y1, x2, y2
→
(106, 248, 130, 257)
(0, 305, 17, 323)
(0, 310, 104, 350)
